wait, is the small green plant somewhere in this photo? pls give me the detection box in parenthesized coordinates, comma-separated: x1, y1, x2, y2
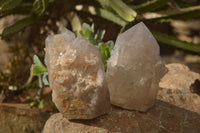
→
(27, 54, 49, 90)
(32, 55, 48, 85)
(30, 98, 45, 109)
(24, 55, 48, 109)
(80, 23, 114, 69)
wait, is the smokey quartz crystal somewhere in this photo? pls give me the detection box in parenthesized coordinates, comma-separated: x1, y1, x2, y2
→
(45, 28, 110, 119)
(107, 22, 167, 112)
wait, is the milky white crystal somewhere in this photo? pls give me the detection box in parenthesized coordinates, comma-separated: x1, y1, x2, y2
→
(45, 28, 110, 119)
(107, 22, 167, 111)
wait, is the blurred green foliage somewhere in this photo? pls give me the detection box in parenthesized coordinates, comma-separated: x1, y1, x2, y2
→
(0, 0, 200, 53)
(0, 0, 49, 39)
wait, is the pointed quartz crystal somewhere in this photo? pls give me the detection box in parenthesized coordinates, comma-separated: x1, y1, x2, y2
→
(45, 28, 110, 119)
(107, 22, 167, 112)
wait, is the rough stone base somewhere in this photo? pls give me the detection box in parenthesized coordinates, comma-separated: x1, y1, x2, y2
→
(43, 100, 200, 133)
(0, 103, 49, 133)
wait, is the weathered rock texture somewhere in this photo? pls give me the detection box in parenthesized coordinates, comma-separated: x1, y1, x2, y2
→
(43, 113, 110, 133)
(158, 63, 200, 114)
(159, 63, 200, 91)
(107, 22, 167, 111)
(45, 29, 110, 120)
(43, 100, 200, 133)
(0, 103, 49, 133)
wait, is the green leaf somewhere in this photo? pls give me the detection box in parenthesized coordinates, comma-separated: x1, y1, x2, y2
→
(152, 31, 200, 54)
(1, 3, 33, 16)
(106, 41, 114, 49)
(30, 101, 37, 107)
(151, 5, 200, 22)
(32, 65, 47, 76)
(98, 30, 105, 41)
(2, 17, 35, 39)
(99, 43, 112, 69)
(42, 72, 49, 85)
(33, 55, 44, 66)
(173, 0, 194, 8)
(94, 30, 105, 43)
(80, 23, 100, 46)
(96, 0, 112, 11)
(95, 8, 127, 26)
(132, 0, 170, 14)
(94, 31, 99, 40)
(1, 0, 22, 11)
(108, 0, 137, 22)
(80, 29, 91, 39)
(38, 99, 44, 109)
(83, 5, 126, 26)
(80, 23, 94, 39)
(80, 23, 107, 46)
(106, 41, 114, 54)
(67, 12, 82, 35)
(82, 23, 93, 32)
(33, 0, 49, 17)
(91, 24, 95, 33)
(99, 44, 107, 62)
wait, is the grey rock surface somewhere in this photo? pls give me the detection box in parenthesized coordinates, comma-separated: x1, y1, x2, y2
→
(158, 63, 200, 114)
(43, 113, 110, 133)
(159, 63, 200, 91)
(107, 22, 167, 111)
(43, 100, 200, 133)
(0, 103, 49, 133)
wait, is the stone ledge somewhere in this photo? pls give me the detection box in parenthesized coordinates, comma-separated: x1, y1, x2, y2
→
(43, 100, 200, 133)
(0, 103, 49, 133)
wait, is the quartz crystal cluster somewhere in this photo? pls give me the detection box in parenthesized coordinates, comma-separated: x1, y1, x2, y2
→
(107, 22, 167, 112)
(45, 29, 110, 119)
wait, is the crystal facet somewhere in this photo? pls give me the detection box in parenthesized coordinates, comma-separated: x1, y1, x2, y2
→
(45, 29, 110, 119)
(107, 22, 167, 111)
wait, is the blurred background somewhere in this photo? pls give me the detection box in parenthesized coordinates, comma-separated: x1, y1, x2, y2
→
(0, 0, 200, 113)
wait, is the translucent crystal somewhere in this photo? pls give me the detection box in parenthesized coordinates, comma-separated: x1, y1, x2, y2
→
(107, 22, 167, 111)
(45, 29, 110, 119)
